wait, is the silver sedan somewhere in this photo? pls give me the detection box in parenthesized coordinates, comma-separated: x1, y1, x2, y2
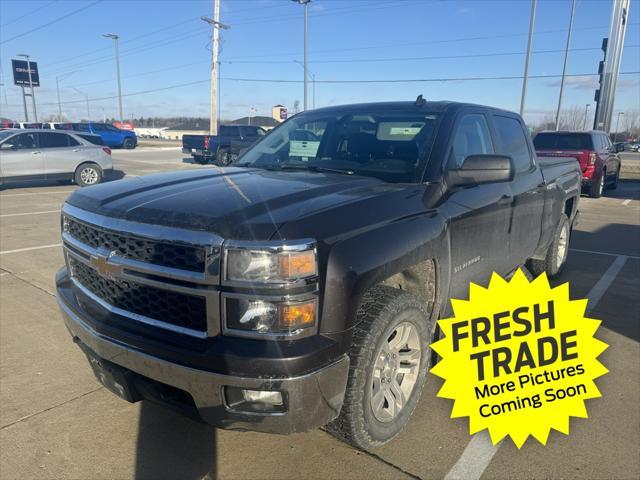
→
(0, 129, 113, 187)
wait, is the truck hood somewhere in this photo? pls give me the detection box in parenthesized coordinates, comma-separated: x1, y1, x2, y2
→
(65, 167, 428, 240)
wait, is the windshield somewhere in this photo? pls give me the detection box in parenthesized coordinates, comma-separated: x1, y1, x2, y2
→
(236, 110, 439, 183)
(533, 133, 593, 150)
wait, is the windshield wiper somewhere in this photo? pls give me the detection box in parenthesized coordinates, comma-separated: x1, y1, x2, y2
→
(274, 164, 355, 175)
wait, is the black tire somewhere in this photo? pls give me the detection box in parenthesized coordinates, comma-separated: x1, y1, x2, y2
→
(327, 285, 433, 451)
(216, 148, 232, 166)
(609, 167, 620, 190)
(123, 138, 135, 149)
(74, 163, 103, 187)
(528, 213, 570, 278)
(193, 155, 208, 165)
(589, 170, 605, 198)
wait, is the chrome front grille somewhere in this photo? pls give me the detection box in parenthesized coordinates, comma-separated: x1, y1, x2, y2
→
(62, 204, 223, 338)
(65, 217, 207, 272)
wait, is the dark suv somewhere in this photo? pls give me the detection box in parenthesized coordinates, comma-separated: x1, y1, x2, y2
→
(533, 130, 622, 198)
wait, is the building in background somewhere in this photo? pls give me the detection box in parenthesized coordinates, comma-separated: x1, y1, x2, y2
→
(228, 116, 280, 130)
(272, 105, 288, 122)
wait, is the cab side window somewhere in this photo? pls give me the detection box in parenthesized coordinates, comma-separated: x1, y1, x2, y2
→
(493, 115, 532, 173)
(451, 114, 494, 167)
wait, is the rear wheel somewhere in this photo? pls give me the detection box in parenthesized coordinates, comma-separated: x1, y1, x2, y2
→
(327, 286, 432, 451)
(74, 163, 102, 187)
(589, 171, 605, 198)
(528, 213, 569, 278)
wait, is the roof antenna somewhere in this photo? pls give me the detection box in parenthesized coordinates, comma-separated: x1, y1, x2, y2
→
(415, 94, 426, 107)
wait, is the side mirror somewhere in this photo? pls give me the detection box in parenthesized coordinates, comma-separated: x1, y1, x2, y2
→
(446, 154, 514, 188)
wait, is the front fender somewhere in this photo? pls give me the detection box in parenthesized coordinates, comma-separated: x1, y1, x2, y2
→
(319, 211, 450, 334)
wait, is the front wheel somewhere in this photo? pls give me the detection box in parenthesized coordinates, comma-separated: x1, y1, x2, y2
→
(327, 286, 432, 451)
(123, 138, 135, 149)
(74, 163, 103, 187)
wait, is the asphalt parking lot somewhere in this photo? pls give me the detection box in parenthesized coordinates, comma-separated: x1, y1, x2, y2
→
(1, 148, 639, 480)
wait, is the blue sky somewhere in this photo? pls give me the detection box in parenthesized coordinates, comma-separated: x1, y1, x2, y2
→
(0, 0, 638, 125)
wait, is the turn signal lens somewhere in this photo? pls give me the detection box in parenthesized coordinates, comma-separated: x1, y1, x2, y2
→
(588, 153, 597, 165)
(280, 301, 316, 328)
(279, 250, 317, 278)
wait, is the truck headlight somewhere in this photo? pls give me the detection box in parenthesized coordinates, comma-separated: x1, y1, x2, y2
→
(225, 296, 317, 337)
(225, 242, 317, 284)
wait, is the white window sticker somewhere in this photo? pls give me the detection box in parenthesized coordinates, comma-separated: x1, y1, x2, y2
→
(289, 140, 320, 159)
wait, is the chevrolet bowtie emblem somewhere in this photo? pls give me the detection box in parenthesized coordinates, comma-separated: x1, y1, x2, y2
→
(89, 249, 122, 279)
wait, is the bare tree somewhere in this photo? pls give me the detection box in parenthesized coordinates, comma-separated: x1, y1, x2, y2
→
(622, 108, 640, 138)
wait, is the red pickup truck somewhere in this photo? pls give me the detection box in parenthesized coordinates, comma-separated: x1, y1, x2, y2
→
(533, 130, 622, 198)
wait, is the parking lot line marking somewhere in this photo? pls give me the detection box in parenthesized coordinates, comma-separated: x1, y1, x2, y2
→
(0, 209, 60, 218)
(444, 430, 500, 480)
(443, 253, 628, 479)
(0, 243, 62, 255)
(621, 199, 632, 206)
(569, 248, 640, 261)
(585, 255, 628, 314)
(0, 190, 74, 198)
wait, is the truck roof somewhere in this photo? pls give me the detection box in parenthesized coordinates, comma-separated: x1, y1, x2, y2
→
(304, 100, 519, 117)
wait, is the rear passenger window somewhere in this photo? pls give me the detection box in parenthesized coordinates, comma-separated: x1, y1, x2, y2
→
(40, 132, 70, 148)
(451, 114, 494, 167)
(494, 116, 532, 173)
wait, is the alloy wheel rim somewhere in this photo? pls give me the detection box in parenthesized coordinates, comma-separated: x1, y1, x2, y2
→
(80, 168, 98, 185)
(371, 322, 421, 423)
(557, 223, 569, 267)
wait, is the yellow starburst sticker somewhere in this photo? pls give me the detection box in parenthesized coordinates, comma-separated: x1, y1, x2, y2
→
(430, 269, 608, 448)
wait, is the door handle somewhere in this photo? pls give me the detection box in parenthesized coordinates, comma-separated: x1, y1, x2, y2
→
(73, 149, 81, 152)
(31, 150, 41, 154)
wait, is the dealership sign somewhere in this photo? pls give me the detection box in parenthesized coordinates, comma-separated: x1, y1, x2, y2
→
(11, 59, 40, 87)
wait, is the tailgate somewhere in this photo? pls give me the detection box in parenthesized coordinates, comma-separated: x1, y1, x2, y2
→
(536, 150, 588, 170)
(182, 135, 206, 149)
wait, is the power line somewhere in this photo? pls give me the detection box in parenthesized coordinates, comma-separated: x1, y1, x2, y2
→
(5, 71, 638, 109)
(0, 0, 57, 28)
(0, 0, 103, 45)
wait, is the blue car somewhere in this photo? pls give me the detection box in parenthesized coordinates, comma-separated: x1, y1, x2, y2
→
(71, 123, 137, 149)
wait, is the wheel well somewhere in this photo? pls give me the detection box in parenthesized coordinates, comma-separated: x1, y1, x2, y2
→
(75, 161, 101, 173)
(379, 259, 437, 320)
(564, 196, 575, 219)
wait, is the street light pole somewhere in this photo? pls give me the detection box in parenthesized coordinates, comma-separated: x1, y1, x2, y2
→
(202, 2, 230, 136)
(554, 0, 576, 131)
(103, 33, 123, 124)
(520, 0, 537, 117)
(18, 54, 37, 121)
(291, 0, 311, 111)
(613, 112, 624, 143)
(583, 104, 590, 130)
(56, 71, 76, 121)
(294, 60, 316, 109)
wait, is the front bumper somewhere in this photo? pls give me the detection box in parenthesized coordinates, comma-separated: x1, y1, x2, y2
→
(57, 283, 349, 434)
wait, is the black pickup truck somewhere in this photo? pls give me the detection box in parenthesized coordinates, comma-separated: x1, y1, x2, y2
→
(56, 100, 580, 451)
(182, 124, 266, 165)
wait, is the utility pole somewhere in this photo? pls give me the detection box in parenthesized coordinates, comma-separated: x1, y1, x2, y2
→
(520, 0, 537, 117)
(56, 71, 76, 121)
(72, 87, 91, 121)
(613, 111, 624, 142)
(583, 104, 590, 130)
(103, 33, 123, 124)
(18, 54, 37, 121)
(291, 0, 311, 110)
(202, 1, 230, 136)
(555, 0, 576, 131)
